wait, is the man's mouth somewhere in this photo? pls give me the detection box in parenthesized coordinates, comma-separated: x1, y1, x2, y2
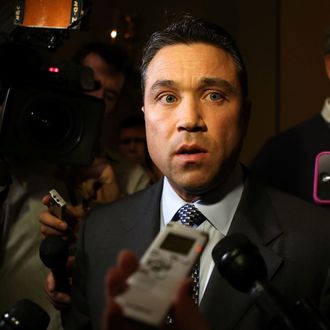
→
(175, 145, 208, 162)
(176, 145, 207, 155)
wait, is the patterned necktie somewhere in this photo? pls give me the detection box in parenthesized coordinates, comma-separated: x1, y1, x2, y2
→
(176, 203, 206, 304)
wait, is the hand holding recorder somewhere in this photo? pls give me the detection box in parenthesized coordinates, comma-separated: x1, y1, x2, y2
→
(103, 223, 209, 329)
(103, 249, 209, 330)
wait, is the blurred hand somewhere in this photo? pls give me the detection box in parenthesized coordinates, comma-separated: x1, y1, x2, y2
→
(39, 195, 84, 241)
(44, 255, 75, 310)
(102, 250, 209, 330)
(75, 157, 122, 207)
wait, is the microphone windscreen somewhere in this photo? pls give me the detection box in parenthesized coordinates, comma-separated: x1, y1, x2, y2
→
(39, 236, 68, 269)
(0, 299, 50, 330)
(212, 233, 267, 293)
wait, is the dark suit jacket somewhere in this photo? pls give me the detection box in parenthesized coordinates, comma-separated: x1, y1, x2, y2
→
(250, 114, 330, 204)
(65, 175, 330, 330)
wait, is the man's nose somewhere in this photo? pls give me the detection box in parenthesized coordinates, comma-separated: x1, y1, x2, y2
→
(177, 98, 206, 132)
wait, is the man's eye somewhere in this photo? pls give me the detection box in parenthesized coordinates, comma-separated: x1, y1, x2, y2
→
(159, 94, 177, 104)
(208, 92, 224, 102)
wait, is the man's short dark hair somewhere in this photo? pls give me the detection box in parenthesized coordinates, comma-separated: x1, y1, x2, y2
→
(140, 15, 248, 98)
(74, 41, 130, 75)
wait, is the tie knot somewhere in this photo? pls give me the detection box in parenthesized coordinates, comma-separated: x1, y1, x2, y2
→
(177, 204, 206, 227)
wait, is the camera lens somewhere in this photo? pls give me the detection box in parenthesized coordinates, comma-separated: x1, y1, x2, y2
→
(22, 94, 81, 147)
(0, 85, 103, 165)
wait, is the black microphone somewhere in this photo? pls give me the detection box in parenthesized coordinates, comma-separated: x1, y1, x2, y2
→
(212, 233, 295, 329)
(39, 236, 71, 293)
(212, 233, 330, 330)
(0, 299, 50, 330)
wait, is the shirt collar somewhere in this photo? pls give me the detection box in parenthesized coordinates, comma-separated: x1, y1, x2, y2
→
(321, 98, 330, 123)
(160, 164, 244, 236)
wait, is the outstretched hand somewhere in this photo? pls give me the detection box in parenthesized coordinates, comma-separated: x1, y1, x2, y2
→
(38, 194, 84, 241)
(102, 250, 209, 330)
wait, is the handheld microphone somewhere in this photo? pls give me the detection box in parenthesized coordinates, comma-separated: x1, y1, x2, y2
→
(0, 299, 50, 330)
(212, 233, 330, 330)
(39, 236, 71, 293)
(212, 233, 295, 329)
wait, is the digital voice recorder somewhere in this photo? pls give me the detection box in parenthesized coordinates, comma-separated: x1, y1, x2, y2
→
(115, 222, 209, 327)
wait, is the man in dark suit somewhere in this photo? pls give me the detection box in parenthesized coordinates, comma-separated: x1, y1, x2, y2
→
(40, 16, 330, 329)
(250, 26, 330, 205)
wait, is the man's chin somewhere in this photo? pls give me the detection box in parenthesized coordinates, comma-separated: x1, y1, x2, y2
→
(167, 175, 217, 200)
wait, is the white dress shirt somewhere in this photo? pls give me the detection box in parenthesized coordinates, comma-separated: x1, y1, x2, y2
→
(321, 97, 330, 124)
(160, 164, 244, 302)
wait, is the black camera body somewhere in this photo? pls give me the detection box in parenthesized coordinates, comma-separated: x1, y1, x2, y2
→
(0, 79, 104, 166)
(0, 1, 104, 166)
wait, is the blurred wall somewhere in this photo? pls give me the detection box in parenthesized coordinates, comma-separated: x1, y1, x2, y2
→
(280, 0, 330, 130)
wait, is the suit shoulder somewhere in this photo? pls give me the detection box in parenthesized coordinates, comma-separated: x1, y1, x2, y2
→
(266, 183, 330, 232)
(243, 174, 330, 234)
(83, 180, 163, 224)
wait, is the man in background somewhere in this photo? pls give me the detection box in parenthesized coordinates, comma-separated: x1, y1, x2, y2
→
(250, 27, 330, 205)
(119, 115, 163, 184)
(119, 116, 147, 165)
(71, 41, 150, 204)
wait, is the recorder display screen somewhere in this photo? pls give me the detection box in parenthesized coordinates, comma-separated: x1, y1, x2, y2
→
(160, 233, 195, 255)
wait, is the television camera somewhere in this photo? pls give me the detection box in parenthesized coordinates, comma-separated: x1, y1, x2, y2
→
(0, 0, 105, 166)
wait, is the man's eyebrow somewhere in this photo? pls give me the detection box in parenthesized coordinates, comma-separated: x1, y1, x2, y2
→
(199, 77, 237, 94)
(149, 80, 175, 93)
(148, 78, 238, 95)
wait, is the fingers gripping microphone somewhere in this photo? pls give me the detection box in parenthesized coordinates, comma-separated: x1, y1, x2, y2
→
(39, 236, 71, 293)
(0, 299, 50, 330)
(212, 233, 295, 329)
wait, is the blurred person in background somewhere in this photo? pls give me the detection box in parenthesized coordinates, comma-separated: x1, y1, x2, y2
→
(119, 115, 163, 184)
(250, 26, 330, 205)
(69, 41, 150, 206)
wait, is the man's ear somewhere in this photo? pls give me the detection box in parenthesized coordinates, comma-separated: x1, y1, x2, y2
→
(324, 55, 330, 80)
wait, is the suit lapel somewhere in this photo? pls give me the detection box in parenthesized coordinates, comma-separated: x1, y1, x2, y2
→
(200, 176, 284, 329)
(120, 180, 163, 257)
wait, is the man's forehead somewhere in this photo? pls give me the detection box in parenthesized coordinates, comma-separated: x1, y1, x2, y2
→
(148, 43, 233, 69)
(144, 43, 239, 91)
(150, 42, 230, 61)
